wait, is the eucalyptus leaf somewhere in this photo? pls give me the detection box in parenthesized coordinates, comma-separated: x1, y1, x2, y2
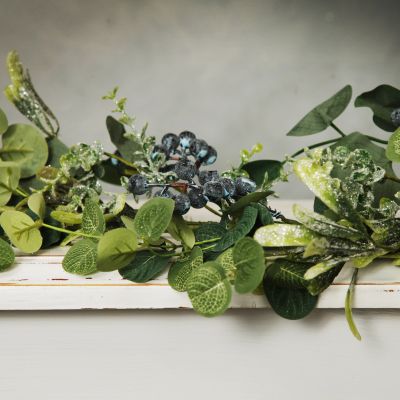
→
(27, 192, 45, 220)
(0, 108, 8, 135)
(0, 161, 20, 206)
(254, 224, 318, 247)
(62, 239, 97, 275)
(0, 237, 15, 271)
(82, 198, 105, 236)
(241, 160, 282, 187)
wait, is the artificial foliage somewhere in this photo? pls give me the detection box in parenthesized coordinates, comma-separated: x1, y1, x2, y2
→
(1, 52, 400, 340)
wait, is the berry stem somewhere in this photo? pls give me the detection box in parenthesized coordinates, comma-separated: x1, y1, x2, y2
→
(365, 135, 388, 145)
(330, 122, 346, 137)
(204, 204, 223, 217)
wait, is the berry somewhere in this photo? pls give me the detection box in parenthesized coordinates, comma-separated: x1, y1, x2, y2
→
(174, 193, 191, 215)
(203, 180, 225, 200)
(391, 108, 400, 127)
(127, 174, 148, 195)
(198, 170, 219, 185)
(219, 177, 236, 198)
(179, 131, 196, 148)
(189, 139, 209, 159)
(188, 188, 208, 209)
(235, 177, 256, 196)
(154, 189, 174, 198)
(174, 159, 197, 181)
(201, 146, 217, 165)
(151, 144, 168, 161)
(162, 133, 180, 152)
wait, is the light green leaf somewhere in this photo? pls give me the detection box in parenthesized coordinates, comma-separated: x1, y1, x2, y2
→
(350, 249, 387, 269)
(0, 108, 8, 135)
(287, 85, 352, 136)
(0, 238, 15, 271)
(50, 210, 82, 225)
(168, 246, 203, 292)
(171, 215, 195, 249)
(1, 124, 48, 178)
(187, 261, 232, 317)
(27, 192, 45, 220)
(134, 198, 175, 241)
(0, 161, 20, 206)
(216, 248, 236, 283)
(254, 223, 319, 247)
(97, 228, 137, 271)
(82, 198, 105, 236)
(0, 210, 42, 253)
(304, 257, 348, 280)
(121, 215, 135, 231)
(62, 239, 97, 275)
(386, 128, 400, 162)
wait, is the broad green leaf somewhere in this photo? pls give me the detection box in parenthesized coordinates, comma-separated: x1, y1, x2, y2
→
(254, 224, 318, 247)
(134, 198, 174, 241)
(0, 237, 15, 271)
(213, 205, 258, 252)
(292, 204, 361, 240)
(194, 222, 226, 251)
(304, 257, 348, 280)
(216, 248, 236, 283)
(186, 261, 232, 317)
(170, 215, 195, 249)
(0, 108, 8, 135)
(50, 210, 82, 225)
(0, 210, 42, 253)
(0, 161, 20, 205)
(241, 160, 282, 187)
(350, 249, 387, 269)
(120, 250, 171, 283)
(27, 192, 45, 220)
(168, 246, 203, 291)
(287, 85, 352, 136)
(233, 237, 265, 294)
(97, 228, 137, 271)
(355, 84, 400, 132)
(121, 215, 135, 231)
(62, 239, 97, 275)
(82, 198, 105, 236)
(265, 259, 309, 289)
(386, 128, 400, 162)
(1, 124, 48, 178)
(306, 264, 343, 296)
(345, 269, 361, 340)
(225, 191, 271, 214)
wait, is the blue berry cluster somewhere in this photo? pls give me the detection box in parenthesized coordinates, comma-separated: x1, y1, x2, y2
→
(127, 131, 257, 215)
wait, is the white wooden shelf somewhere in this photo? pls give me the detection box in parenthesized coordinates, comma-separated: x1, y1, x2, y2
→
(1, 200, 400, 310)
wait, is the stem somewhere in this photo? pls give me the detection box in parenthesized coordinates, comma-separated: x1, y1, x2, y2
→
(385, 174, 400, 183)
(195, 237, 222, 246)
(290, 138, 340, 158)
(104, 151, 138, 170)
(41, 223, 101, 239)
(15, 197, 29, 210)
(205, 204, 223, 217)
(330, 122, 346, 137)
(15, 187, 28, 198)
(345, 268, 361, 341)
(365, 135, 388, 145)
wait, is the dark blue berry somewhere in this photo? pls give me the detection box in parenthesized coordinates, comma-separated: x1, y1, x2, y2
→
(391, 108, 400, 127)
(174, 159, 197, 181)
(179, 131, 196, 149)
(174, 193, 191, 215)
(198, 170, 219, 185)
(200, 146, 217, 165)
(189, 139, 209, 159)
(219, 177, 236, 198)
(154, 189, 174, 198)
(162, 133, 180, 152)
(188, 188, 208, 209)
(235, 177, 256, 196)
(203, 180, 225, 200)
(151, 144, 168, 161)
(127, 174, 148, 195)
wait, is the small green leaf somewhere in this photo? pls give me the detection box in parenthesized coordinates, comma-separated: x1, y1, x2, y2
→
(0, 210, 42, 253)
(168, 246, 203, 291)
(0, 108, 8, 135)
(97, 228, 137, 271)
(216, 248, 236, 283)
(1, 124, 48, 178)
(63, 239, 97, 275)
(27, 192, 45, 220)
(82, 198, 105, 236)
(134, 198, 175, 242)
(386, 128, 400, 162)
(0, 161, 20, 206)
(0, 237, 15, 271)
(241, 160, 282, 187)
(233, 237, 265, 294)
(287, 85, 352, 136)
(187, 261, 232, 317)
(50, 210, 82, 225)
(254, 224, 318, 247)
(119, 250, 171, 283)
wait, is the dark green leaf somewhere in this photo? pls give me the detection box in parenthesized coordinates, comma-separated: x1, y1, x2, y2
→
(194, 222, 226, 251)
(225, 191, 271, 214)
(252, 203, 273, 226)
(46, 137, 68, 167)
(99, 157, 124, 185)
(0, 237, 15, 271)
(241, 160, 282, 187)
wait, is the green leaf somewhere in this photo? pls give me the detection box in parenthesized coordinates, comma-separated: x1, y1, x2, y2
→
(0, 210, 42, 253)
(121, 215, 135, 231)
(119, 250, 171, 283)
(47, 137, 68, 167)
(345, 269, 362, 340)
(99, 157, 124, 185)
(1, 124, 48, 178)
(50, 210, 82, 225)
(304, 257, 348, 280)
(0, 108, 8, 135)
(355, 84, 400, 132)
(97, 228, 137, 271)
(194, 223, 226, 250)
(170, 215, 195, 249)
(186, 261, 232, 317)
(350, 249, 387, 269)
(225, 191, 271, 214)
(0, 237, 15, 271)
(0, 161, 20, 206)
(253, 203, 273, 226)
(254, 223, 319, 247)
(134, 198, 175, 242)
(287, 85, 352, 136)
(27, 192, 45, 220)
(216, 248, 236, 283)
(306, 264, 343, 296)
(241, 160, 282, 187)
(82, 198, 105, 236)
(265, 259, 309, 289)
(168, 246, 203, 291)
(233, 237, 265, 294)
(62, 239, 97, 275)
(213, 205, 258, 252)
(386, 128, 400, 162)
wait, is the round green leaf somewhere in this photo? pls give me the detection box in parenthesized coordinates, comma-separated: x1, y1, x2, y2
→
(134, 198, 175, 241)
(386, 128, 400, 162)
(63, 239, 97, 275)
(1, 124, 48, 178)
(27, 192, 46, 220)
(0, 108, 8, 135)
(0, 210, 42, 253)
(0, 237, 15, 271)
(233, 237, 265, 294)
(186, 261, 232, 317)
(0, 161, 20, 206)
(82, 198, 105, 235)
(97, 228, 137, 271)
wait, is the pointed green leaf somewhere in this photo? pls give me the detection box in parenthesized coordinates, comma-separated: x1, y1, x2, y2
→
(27, 192, 45, 220)
(0, 238, 15, 271)
(304, 257, 348, 280)
(0, 108, 8, 135)
(241, 160, 282, 187)
(386, 128, 400, 162)
(82, 198, 105, 236)
(63, 239, 97, 275)
(0, 161, 20, 206)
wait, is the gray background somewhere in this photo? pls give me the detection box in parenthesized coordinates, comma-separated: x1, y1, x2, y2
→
(1, 0, 398, 197)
